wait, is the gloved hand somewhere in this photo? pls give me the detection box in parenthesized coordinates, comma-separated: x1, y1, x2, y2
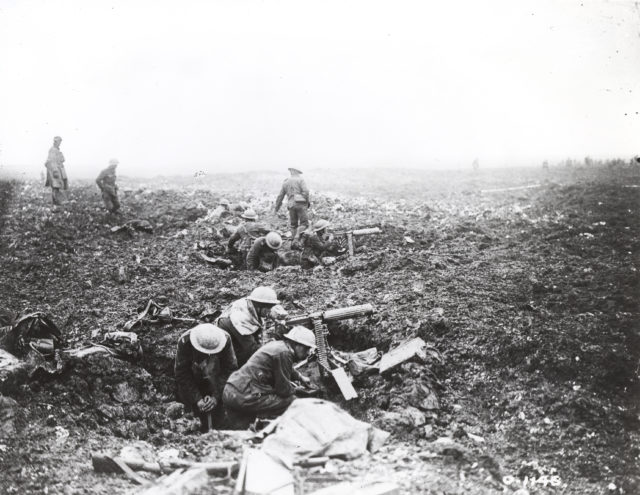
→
(197, 395, 217, 413)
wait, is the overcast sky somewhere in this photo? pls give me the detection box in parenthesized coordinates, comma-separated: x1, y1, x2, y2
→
(0, 0, 638, 178)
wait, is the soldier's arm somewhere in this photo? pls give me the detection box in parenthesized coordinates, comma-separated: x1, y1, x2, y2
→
(174, 337, 203, 405)
(227, 229, 241, 250)
(221, 334, 239, 372)
(275, 183, 286, 212)
(96, 169, 106, 188)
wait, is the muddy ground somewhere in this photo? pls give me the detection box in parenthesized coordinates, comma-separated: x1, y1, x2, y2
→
(0, 165, 638, 494)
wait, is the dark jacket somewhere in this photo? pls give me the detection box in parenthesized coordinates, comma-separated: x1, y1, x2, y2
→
(225, 341, 301, 398)
(275, 176, 310, 211)
(96, 166, 118, 194)
(228, 222, 270, 251)
(174, 329, 238, 406)
(246, 237, 279, 271)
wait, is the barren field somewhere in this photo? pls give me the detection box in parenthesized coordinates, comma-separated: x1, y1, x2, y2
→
(0, 165, 638, 494)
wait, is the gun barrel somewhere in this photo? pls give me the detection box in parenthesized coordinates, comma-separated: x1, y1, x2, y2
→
(352, 227, 381, 236)
(285, 303, 375, 327)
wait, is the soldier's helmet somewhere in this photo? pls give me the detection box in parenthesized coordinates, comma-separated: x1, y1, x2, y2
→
(247, 286, 279, 305)
(265, 232, 283, 250)
(189, 324, 227, 354)
(219, 198, 231, 207)
(284, 326, 316, 349)
(313, 219, 330, 232)
(288, 167, 303, 174)
(109, 158, 119, 167)
(241, 208, 257, 220)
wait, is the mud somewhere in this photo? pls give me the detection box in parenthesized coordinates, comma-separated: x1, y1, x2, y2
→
(0, 165, 638, 494)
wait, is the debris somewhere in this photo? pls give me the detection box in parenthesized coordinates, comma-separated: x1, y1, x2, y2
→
(198, 252, 233, 268)
(308, 481, 399, 495)
(235, 448, 294, 495)
(426, 437, 469, 459)
(92, 453, 150, 485)
(110, 219, 153, 234)
(403, 236, 415, 244)
(480, 184, 541, 193)
(329, 367, 358, 400)
(261, 399, 388, 465)
(0, 395, 20, 438)
(164, 402, 185, 419)
(379, 337, 431, 374)
(0, 312, 64, 357)
(467, 432, 485, 443)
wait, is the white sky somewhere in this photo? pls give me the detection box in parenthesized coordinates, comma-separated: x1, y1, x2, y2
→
(0, 0, 638, 178)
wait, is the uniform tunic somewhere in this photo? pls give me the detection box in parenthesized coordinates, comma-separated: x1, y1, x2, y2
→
(246, 237, 280, 272)
(96, 165, 120, 212)
(174, 328, 238, 411)
(44, 145, 68, 204)
(227, 222, 270, 267)
(275, 176, 310, 240)
(222, 340, 301, 417)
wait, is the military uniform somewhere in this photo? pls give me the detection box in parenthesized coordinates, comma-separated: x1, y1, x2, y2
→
(300, 230, 342, 268)
(96, 165, 120, 212)
(275, 175, 310, 242)
(222, 340, 302, 418)
(216, 297, 267, 366)
(44, 144, 68, 205)
(174, 328, 238, 430)
(246, 236, 280, 272)
(227, 222, 270, 267)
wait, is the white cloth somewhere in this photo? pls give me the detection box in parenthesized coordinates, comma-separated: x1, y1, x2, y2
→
(219, 297, 263, 336)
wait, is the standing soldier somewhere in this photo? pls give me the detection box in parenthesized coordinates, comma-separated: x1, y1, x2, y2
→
(44, 136, 68, 206)
(246, 232, 282, 272)
(174, 323, 238, 432)
(96, 159, 120, 213)
(216, 286, 280, 366)
(227, 209, 270, 268)
(274, 168, 310, 247)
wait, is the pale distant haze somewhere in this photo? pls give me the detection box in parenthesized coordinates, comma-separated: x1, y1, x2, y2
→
(0, 0, 638, 178)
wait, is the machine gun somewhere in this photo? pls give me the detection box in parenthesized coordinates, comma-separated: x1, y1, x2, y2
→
(334, 227, 382, 256)
(282, 304, 376, 400)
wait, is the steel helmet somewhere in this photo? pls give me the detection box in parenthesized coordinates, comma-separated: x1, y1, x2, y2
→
(265, 232, 282, 249)
(284, 326, 316, 349)
(247, 286, 279, 305)
(219, 198, 231, 207)
(313, 219, 330, 232)
(189, 324, 227, 354)
(108, 158, 119, 167)
(288, 167, 303, 174)
(241, 208, 257, 220)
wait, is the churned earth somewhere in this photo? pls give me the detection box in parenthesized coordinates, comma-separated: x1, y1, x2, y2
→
(0, 165, 638, 494)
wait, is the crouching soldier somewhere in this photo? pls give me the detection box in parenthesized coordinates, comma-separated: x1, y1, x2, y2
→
(216, 286, 280, 366)
(300, 219, 343, 268)
(174, 324, 238, 432)
(246, 232, 282, 271)
(222, 326, 315, 420)
(96, 159, 120, 213)
(227, 209, 270, 268)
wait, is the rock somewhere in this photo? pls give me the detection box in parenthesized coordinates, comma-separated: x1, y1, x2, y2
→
(165, 401, 185, 419)
(112, 382, 141, 404)
(403, 406, 426, 427)
(427, 437, 469, 459)
(423, 424, 435, 439)
(120, 440, 156, 462)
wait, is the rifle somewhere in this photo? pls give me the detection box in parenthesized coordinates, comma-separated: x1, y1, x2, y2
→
(283, 304, 376, 400)
(334, 227, 382, 256)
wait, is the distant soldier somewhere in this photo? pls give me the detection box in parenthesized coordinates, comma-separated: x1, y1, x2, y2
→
(222, 326, 314, 420)
(216, 286, 280, 366)
(246, 232, 282, 272)
(542, 160, 549, 171)
(227, 209, 270, 267)
(174, 324, 238, 432)
(44, 136, 68, 206)
(275, 168, 310, 246)
(299, 219, 343, 268)
(472, 158, 479, 171)
(96, 159, 120, 213)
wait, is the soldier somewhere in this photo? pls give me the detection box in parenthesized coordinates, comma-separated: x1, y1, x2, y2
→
(299, 219, 344, 268)
(174, 324, 238, 432)
(222, 326, 314, 420)
(44, 136, 68, 206)
(96, 159, 120, 213)
(274, 168, 310, 246)
(227, 209, 270, 267)
(246, 232, 282, 272)
(216, 286, 280, 366)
